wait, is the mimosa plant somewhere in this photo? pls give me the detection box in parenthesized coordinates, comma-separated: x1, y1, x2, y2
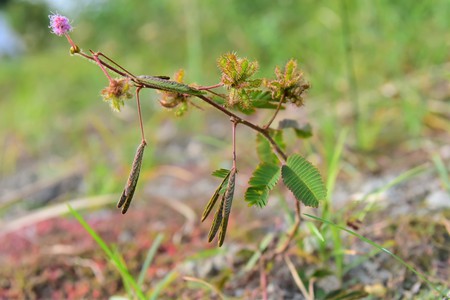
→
(49, 13, 327, 248)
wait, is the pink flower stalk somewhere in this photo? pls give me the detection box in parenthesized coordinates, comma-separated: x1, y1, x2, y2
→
(49, 13, 72, 36)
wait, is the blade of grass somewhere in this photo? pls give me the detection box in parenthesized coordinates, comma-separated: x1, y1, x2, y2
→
(240, 232, 275, 276)
(148, 270, 178, 300)
(367, 164, 428, 195)
(304, 213, 447, 298)
(358, 164, 428, 220)
(183, 276, 227, 300)
(68, 205, 146, 300)
(284, 255, 312, 300)
(137, 233, 164, 287)
(306, 222, 324, 243)
(112, 247, 133, 297)
(432, 153, 450, 191)
(343, 245, 385, 275)
(186, 247, 225, 261)
(322, 128, 348, 221)
(322, 128, 348, 279)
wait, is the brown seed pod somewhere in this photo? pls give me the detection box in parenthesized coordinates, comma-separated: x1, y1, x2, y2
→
(117, 140, 146, 214)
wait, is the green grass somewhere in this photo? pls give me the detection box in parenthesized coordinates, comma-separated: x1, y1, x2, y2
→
(304, 213, 448, 298)
(68, 205, 177, 299)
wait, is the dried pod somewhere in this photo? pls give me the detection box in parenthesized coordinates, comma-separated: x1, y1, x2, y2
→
(218, 167, 236, 246)
(207, 196, 225, 242)
(117, 140, 146, 214)
(201, 170, 231, 222)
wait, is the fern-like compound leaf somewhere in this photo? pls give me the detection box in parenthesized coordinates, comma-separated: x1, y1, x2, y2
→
(281, 154, 326, 207)
(137, 75, 205, 96)
(245, 163, 281, 208)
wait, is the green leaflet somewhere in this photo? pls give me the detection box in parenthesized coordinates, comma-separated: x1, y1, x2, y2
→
(248, 163, 281, 190)
(234, 90, 280, 115)
(256, 133, 277, 164)
(211, 168, 231, 179)
(272, 130, 286, 151)
(245, 186, 269, 208)
(281, 154, 326, 207)
(245, 163, 281, 208)
(256, 131, 285, 164)
(278, 119, 312, 139)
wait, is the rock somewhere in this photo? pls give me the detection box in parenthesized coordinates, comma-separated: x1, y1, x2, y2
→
(425, 190, 450, 210)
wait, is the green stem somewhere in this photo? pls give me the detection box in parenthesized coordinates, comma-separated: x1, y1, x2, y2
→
(275, 201, 301, 255)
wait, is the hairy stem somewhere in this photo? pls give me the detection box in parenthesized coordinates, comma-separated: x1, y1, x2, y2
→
(76, 50, 129, 80)
(64, 33, 77, 50)
(135, 86, 146, 142)
(90, 51, 113, 82)
(75, 50, 145, 86)
(197, 83, 224, 90)
(96, 52, 138, 80)
(231, 118, 238, 169)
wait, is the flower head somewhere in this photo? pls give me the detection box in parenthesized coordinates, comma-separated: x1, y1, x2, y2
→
(264, 59, 310, 107)
(49, 13, 72, 36)
(101, 78, 133, 111)
(217, 52, 261, 107)
(217, 52, 260, 89)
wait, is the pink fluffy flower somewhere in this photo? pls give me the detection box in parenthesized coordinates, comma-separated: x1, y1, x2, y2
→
(49, 13, 72, 36)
